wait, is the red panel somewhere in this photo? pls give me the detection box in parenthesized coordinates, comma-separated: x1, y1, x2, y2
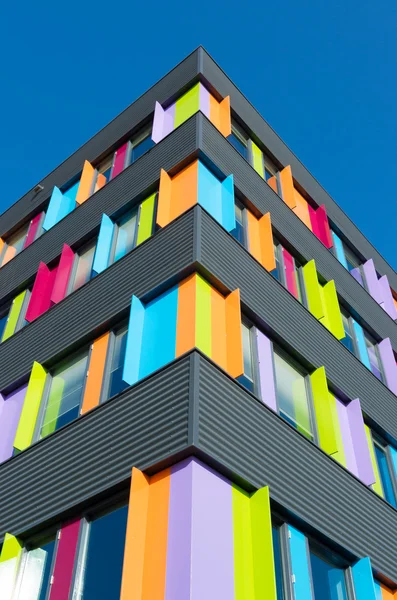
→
(51, 244, 75, 304)
(49, 520, 81, 600)
(23, 213, 43, 249)
(282, 248, 299, 299)
(111, 142, 128, 179)
(316, 205, 333, 249)
(25, 263, 57, 323)
(308, 204, 322, 240)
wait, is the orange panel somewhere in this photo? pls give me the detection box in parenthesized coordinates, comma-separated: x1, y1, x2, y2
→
(293, 188, 312, 230)
(259, 212, 276, 271)
(94, 173, 107, 193)
(246, 210, 261, 263)
(219, 96, 232, 137)
(380, 584, 395, 600)
(169, 161, 198, 222)
(225, 288, 244, 378)
(75, 160, 95, 205)
(176, 274, 197, 357)
(142, 469, 171, 599)
(267, 176, 278, 193)
(0, 238, 4, 260)
(211, 287, 227, 371)
(81, 332, 110, 414)
(120, 468, 150, 600)
(157, 169, 172, 228)
(1, 245, 17, 266)
(279, 166, 296, 209)
(209, 94, 219, 128)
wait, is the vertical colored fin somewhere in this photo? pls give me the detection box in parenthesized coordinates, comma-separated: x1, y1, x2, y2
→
(251, 142, 265, 178)
(378, 338, 397, 395)
(1, 245, 17, 267)
(94, 173, 106, 193)
(352, 320, 371, 369)
(200, 83, 211, 118)
(169, 161, 198, 223)
(13, 361, 47, 451)
(320, 280, 345, 339)
(362, 259, 383, 305)
(24, 212, 44, 249)
(288, 525, 314, 600)
(351, 557, 378, 600)
(347, 398, 376, 485)
(316, 205, 333, 248)
(279, 166, 296, 209)
(308, 203, 322, 239)
(75, 160, 95, 204)
(122, 295, 146, 386)
(332, 231, 348, 268)
(51, 244, 75, 304)
(226, 288, 244, 377)
(246, 210, 262, 264)
(365, 425, 384, 497)
(293, 189, 312, 230)
(81, 332, 110, 414)
(152, 101, 166, 144)
(174, 83, 200, 128)
(92, 214, 114, 276)
(2, 290, 27, 342)
(219, 96, 232, 137)
(283, 248, 299, 299)
(267, 176, 278, 193)
(25, 263, 56, 322)
(0, 533, 23, 600)
(255, 328, 277, 411)
(197, 161, 222, 224)
(42, 187, 63, 231)
(111, 142, 128, 179)
(157, 169, 172, 228)
(40, 376, 65, 438)
(136, 193, 156, 246)
(259, 212, 276, 271)
(48, 520, 81, 600)
(176, 274, 197, 357)
(378, 275, 397, 320)
(302, 260, 324, 319)
(221, 174, 236, 232)
(0, 386, 26, 463)
(195, 274, 212, 357)
(310, 367, 339, 455)
(211, 286, 228, 372)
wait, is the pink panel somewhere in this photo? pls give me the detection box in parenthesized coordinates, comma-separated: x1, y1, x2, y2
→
(23, 212, 43, 249)
(51, 244, 75, 304)
(25, 263, 57, 323)
(282, 248, 299, 299)
(49, 519, 81, 600)
(316, 205, 333, 248)
(111, 142, 128, 179)
(308, 204, 322, 241)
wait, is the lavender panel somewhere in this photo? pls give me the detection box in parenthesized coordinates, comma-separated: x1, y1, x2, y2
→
(0, 385, 27, 463)
(350, 267, 364, 286)
(335, 397, 358, 477)
(379, 275, 397, 320)
(255, 329, 277, 411)
(362, 259, 383, 304)
(378, 338, 397, 395)
(347, 398, 376, 486)
(199, 83, 211, 119)
(152, 102, 166, 144)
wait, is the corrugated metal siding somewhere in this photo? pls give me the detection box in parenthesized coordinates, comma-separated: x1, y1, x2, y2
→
(0, 49, 200, 238)
(199, 209, 397, 442)
(0, 356, 191, 540)
(0, 116, 199, 307)
(199, 116, 397, 351)
(200, 48, 397, 291)
(0, 210, 195, 391)
(196, 353, 397, 582)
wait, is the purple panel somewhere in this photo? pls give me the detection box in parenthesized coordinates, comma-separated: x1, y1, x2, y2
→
(0, 385, 26, 463)
(199, 84, 211, 119)
(335, 397, 358, 477)
(350, 267, 364, 286)
(379, 275, 397, 320)
(347, 398, 376, 486)
(165, 459, 193, 600)
(163, 103, 176, 138)
(362, 259, 383, 304)
(190, 459, 234, 600)
(378, 338, 397, 395)
(255, 329, 277, 411)
(152, 101, 166, 143)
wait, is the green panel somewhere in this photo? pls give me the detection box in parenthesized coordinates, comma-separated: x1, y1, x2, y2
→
(318, 286, 330, 332)
(251, 142, 265, 178)
(365, 425, 384, 498)
(174, 83, 200, 128)
(232, 485, 255, 599)
(195, 274, 212, 357)
(40, 376, 65, 438)
(321, 280, 345, 340)
(0, 533, 23, 598)
(0, 534, 22, 562)
(13, 362, 47, 451)
(136, 193, 156, 246)
(250, 487, 277, 600)
(2, 290, 27, 342)
(310, 367, 339, 455)
(302, 260, 324, 320)
(329, 393, 347, 467)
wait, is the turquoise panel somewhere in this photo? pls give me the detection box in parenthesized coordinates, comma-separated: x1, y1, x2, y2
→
(198, 161, 222, 224)
(139, 285, 178, 380)
(63, 180, 80, 204)
(122, 295, 145, 386)
(287, 525, 313, 600)
(42, 187, 63, 231)
(92, 214, 114, 275)
(351, 557, 377, 600)
(373, 581, 383, 600)
(332, 231, 348, 269)
(389, 446, 397, 479)
(221, 174, 236, 232)
(352, 319, 371, 370)
(57, 193, 76, 223)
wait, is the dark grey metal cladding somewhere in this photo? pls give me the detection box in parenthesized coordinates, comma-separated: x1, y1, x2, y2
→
(198, 115, 397, 350)
(0, 116, 199, 307)
(199, 48, 397, 289)
(0, 355, 191, 541)
(0, 210, 196, 391)
(199, 208, 397, 443)
(0, 49, 201, 238)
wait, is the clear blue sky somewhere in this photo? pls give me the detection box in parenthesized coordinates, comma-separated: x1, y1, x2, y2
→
(1, 0, 396, 268)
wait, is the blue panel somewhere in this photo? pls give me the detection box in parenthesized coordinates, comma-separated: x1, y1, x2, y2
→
(56, 193, 76, 223)
(139, 285, 178, 380)
(197, 161, 222, 224)
(92, 214, 114, 276)
(352, 320, 371, 369)
(221, 174, 236, 232)
(63, 180, 80, 204)
(332, 231, 348, 269)
(122, 295, 145, 386)
(389, 446, 397, 480)
(42, 187, 64, 231)
(288, 525, 313, 600)
(373, 581, 383, 600)
(351, 557, 377, 600)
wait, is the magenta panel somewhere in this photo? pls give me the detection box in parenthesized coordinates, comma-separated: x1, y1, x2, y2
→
(335, 396, 358, 477)
(379, 275, 397, 320)
(362, 259, 383, 304)
(378, 338, 397, 395)
(308, 204, 322, 241)
(347, 398, 376, 486)
(25, 263, 57, 323)
(0, 385, 26, 463)
(49, 519, 81, 600)
(110, 142, 128, 179)
(51, 244, 75, 304)
(23, 212, 43, 249)
(282, 248, 299, 298)
(316, 205, 333, 249)
(199, 84, 211, 119)
(255, 328, 277, 411)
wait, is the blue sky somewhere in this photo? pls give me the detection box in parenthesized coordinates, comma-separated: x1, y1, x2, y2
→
(1, 0, 396, 268)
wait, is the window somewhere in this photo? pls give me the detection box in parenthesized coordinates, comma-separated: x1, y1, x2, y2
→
(236, 322, 256, 393)
(72, 504, 128, 599)
(340, 310, 356, 354)
(272, 525, 285, 600)
(343, 243, 361, 273)
(0, 223, 30, 266)
(128, 125, 154, 164)
(230, 201, 246, 246)
(97, 156, 113, 183)
(309, 545, 349, 600)
(270, 240, 304, 303)
(228, 120, 249, 159)
(271, 243, 283, 283)
(0, 307, 8, 340)
(111, 208, 139, 263)
(14, 536, 56, 600)
(273, 349, 314, 441)
(37, 351, 89, 439)
(105, 326, 129, 400)
(373, 436, 397, 508)
(263, 154, 277, 182)
(68, 241, 96, 294)
(363, 330, 384, 382)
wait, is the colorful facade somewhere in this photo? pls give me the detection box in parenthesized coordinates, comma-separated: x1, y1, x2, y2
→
(0, 47, 397, 599)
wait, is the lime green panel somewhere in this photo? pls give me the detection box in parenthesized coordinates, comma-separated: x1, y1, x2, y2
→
(2, 290, 27, 342)
(365, 425, 384, 498)
(251, 142, 265, 179)
(174, 83, 200, 129)
(318, 286, 330, 332)
(14, 362, 47, 452)
(0, 533, 22, 562)
(322, 280, 345, 340)
(310, 367, 338, 455)
(136, 193, 156, 246)
(302, 260, 324, 320)
(329, 392, 346, 467)
(232, 485, 255, 599)
(293, 378, 313, 439)
(250, 487, 277, 600)
(40, 376, 65, 438)
(195, 274, 211, 357)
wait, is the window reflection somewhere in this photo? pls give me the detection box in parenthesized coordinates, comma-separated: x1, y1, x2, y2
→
(230, 203, 246, 246)
(107, 328, 129, 400)
(309, 550, 348, 600)
(16, 537, 56, 600)
(113, 209, 138, 263)
(236, 323, 255, 393)
(70, 242, 96, 293)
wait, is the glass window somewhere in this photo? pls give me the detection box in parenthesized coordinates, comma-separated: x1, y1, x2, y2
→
(228, 121, 249, 159)
(309, 548, 349, 600)
(230, 202, 246, 246)
(343, 243, 361, 273)
(0, 309, 8, 341)
(293, 257, 304, 303)
(363, 331, 383, 382)
(39, 352, 89, 439)
(271, 243, 283, 283)
(272, 526, 285, 600)
(15, 536, 56, 600)
(273, 350, 314, 441)
(129, 126, 154, 164)
(263, 155, 277, 182)
(73, 505, 128, 600)
(236, 322, 255, 393)
(69, 242, 96, 293)
(107, 327, 129, 400)
(373, 439, 397, 508)
(98, 156, 113, 183)
(112, 209, 138, 264)
(340, 310, 356, 355)
(0, 224, 30, 266)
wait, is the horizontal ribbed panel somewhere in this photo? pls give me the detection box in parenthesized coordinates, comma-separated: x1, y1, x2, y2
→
(0, 116, 199, 307)
(199, 208, 397, 442)
(199, 116, 397, 351)
(0, 49, 199, 238)
(196, 354, 397, 582)
(0, 356, 191, 540)
(0, 210, 195, 390)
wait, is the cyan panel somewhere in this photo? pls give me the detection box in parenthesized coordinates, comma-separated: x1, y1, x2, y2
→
(221, 174, 236, 233)
(198, 161, 222, 224)
(122, 295, 145, 386)
(352, 319, 371, 370)
(389, 446, 397, 481)
(331, 231, 348, 269)
(63, 180, 80, 204)
(42, 187, 64, 231)
(288, 525, 313, 600)
(351, 557, 377, 600)
(139, 285, 178, 380)
(373, 581, 383, 600)
(57, 193, 76, 223)
(92, 214, 114, 276)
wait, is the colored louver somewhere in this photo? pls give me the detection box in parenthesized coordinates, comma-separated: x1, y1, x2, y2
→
(81, 332, 110, 414)
(1, 290, 28, 342)
(13, 361, 47, 452)
(0, 533, 23, 600)
(23, 211, 45, 249)
(0, 385, 27, 463)
(358, 259, 397, 320)
(42, 187, 77, 232)
(246, 210, 276, 271)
